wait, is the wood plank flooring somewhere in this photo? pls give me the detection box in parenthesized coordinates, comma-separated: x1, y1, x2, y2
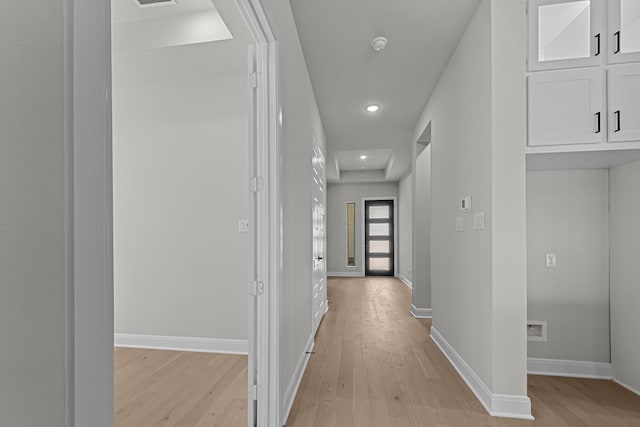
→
(114, 348, 247, 427)
(285, 276, 640, 427)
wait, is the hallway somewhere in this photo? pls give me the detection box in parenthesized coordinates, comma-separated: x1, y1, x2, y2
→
(285, 277, 640, 427)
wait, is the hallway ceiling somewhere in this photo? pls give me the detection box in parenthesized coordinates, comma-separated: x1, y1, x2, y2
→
(290, 0, 480, 183)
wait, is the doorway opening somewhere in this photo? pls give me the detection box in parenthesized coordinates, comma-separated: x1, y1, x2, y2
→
(364, 200, 395, 276)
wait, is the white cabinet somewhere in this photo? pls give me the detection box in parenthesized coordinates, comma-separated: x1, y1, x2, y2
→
(529, 0, 605, 71)
(609, 0, 640, 63)
(528, 68, 605, 146)
(608, 63, 640, 142)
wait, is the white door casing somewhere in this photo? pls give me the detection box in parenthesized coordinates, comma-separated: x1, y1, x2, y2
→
(70, 0, 281, 426)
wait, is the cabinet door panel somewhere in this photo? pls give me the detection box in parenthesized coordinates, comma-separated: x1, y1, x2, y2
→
(528, 69, 604, 146)
(609, 0, 640, 63)
(609, 64, 640, 142)
(529, 0, 605, 71)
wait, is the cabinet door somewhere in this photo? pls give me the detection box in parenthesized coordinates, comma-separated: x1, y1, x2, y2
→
(528, 68, 605, 146)
(609, 0, 640, 64)
(609, 63, 640, 142)
(529, 0, 605, 71)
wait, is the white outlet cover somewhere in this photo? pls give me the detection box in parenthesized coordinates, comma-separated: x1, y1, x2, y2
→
(456, 217, 464, 232)
(238, 220, 249, 233)
(473, 212, 485, 230)
(545, 253, 557, 268)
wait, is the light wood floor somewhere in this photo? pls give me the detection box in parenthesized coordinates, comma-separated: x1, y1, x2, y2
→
(285, 276, 640, 427)
(114, 348, 247, 427)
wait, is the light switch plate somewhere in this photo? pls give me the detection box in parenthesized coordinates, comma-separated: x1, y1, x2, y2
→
(461, 196, 472, 212)
(238, 220, 249, 233)
(456, 217, 464, 232)
(545, 253, 557, 268)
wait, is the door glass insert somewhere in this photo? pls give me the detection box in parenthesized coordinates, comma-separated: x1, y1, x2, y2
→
(369, 223, 389, 236)
(538, 1, 591, 62)
(621, 0, 640, 54)
(369, 258, 390, 271)
(369, 240, 390, 253)
(369, 205, 390, 219)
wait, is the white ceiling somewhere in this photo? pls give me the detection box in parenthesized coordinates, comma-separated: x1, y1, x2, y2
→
(290, 0, 481, 183)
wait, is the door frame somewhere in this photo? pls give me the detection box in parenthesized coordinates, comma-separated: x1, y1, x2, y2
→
(67, 1, 280, 426)
(360, 197, 398, 277)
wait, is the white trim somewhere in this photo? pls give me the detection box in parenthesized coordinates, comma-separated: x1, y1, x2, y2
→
(527, 358, 613, 379)
(397, 273, 413, 289)
(411, 305, 432, 318)
(613, 378, 640, 397)
(114, 334, 248, 355)
(72, 0, 280, 426)
(430, 327, 533, 420)
(361, 196, 399, 276)
(328, 271, 364, 277)
(281, 334, 314, 425)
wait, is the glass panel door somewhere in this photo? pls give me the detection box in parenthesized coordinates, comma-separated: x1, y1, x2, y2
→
(364, 200, 394, 276)
(529, 0, 604, 71)
(610, 0, 640, 63)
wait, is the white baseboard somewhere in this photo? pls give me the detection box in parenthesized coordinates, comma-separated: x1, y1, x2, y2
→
(430, 327, 533, 420)
(411, 305, 432, 319)
(613, 378, 640, 397)
(397, 274, 413, 289)
(327, 271, 363, 277)
(281, 333, 315, 425)
(114, 333, 248, 355)
(528, 358, 612, 379)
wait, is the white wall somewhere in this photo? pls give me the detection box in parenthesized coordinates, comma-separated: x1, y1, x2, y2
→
(412, 145, 431, 310)
(398, 174, 413, 283)
(269, 0, 328, 416)
(112, 30, 250, 340)
(527, 170, 610, 363)
(326, 183, 399, 275)
(610, 160, 640, 394)
(413, 0, 529, 404)
(0, 2, 67, 426)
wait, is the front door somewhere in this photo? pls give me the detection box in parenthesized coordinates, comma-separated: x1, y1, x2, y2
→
(364, 200, 395, 276)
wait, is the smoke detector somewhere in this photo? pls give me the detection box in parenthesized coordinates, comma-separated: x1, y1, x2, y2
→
(371, 36, 388, 52)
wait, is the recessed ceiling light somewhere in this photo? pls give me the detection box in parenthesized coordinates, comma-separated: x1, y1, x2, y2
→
(360, 155, 367, 160)
(366, 104, 380, 113)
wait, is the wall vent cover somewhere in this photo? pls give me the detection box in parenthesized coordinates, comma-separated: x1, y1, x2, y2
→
(136, 0, 177, 7)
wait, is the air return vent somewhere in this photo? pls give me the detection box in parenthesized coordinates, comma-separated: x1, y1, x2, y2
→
(136, 0, 177, 7)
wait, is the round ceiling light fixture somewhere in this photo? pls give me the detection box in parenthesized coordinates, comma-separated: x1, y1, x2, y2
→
(360, 155, 368, 160)
(371, 36, 388, 52)
(366, 104, 380, 113)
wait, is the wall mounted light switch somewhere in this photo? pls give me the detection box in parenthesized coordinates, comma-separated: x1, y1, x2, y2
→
(456, 217, 464, 232)
(545, 253, 557, 268)
(238, 220, 249, 233)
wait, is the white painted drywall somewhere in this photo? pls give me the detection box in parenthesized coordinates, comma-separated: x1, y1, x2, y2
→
(413, 145, 431, 310)
(112, 25, 251, 340)
(398, 174, 413, 283)
(269, 0, 328, 414)
(326, 183, 399, 275)
(412, 0, 529, 400)
(527, 170, 610, 363)
(610, 160, 640, 394)
(0, 2, 66, 426)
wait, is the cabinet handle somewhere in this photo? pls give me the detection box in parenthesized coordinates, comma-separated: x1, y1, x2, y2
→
(614, 31, 621, 54)
(595, 112, 601, 133)
(615, 110, 621, 132)
(595, 33, 601, 56)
